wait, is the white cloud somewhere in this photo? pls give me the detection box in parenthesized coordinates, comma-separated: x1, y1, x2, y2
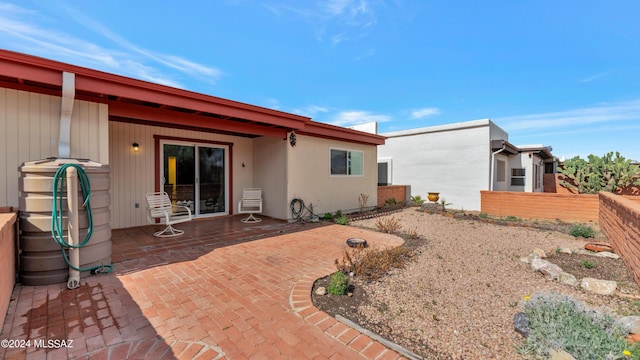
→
(410, 107, 441, 119)
(326, 110, 391, 126)
(581, 71, 608, 83)
(265, 0, 379, 45)
(289, 104, 331, 117)
(496, 99, 640, 132)
(0, 2, 224, 88)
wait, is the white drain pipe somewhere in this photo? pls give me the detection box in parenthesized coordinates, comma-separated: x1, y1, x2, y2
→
(66, 166, 81, 289)
(58, 72, 75, 158)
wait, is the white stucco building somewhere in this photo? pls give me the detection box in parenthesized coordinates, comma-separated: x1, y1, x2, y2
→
(377, 119, 554, 211)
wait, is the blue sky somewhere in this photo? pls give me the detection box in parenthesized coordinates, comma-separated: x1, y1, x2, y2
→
(1, 1, 639, 161)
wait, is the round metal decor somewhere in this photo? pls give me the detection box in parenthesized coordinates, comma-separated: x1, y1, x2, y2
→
(346, 238, 368, 248)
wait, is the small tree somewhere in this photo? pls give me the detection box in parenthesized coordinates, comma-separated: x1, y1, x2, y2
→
(559, 152, 640, 194)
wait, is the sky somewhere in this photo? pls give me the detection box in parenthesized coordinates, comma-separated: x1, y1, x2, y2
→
(1, 0, 639, 161)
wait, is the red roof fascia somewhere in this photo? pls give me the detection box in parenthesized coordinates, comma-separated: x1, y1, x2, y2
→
(0, 49, 309, 129)
(109, 101, 287, 138)
(0, 49, 385, 146)
(298, 122, 386, 145)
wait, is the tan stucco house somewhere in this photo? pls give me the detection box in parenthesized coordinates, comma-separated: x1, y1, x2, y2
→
(0, 50, 385, 229)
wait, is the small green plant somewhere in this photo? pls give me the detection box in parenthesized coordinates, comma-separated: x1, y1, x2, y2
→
(479, 213, 489, 219)
(335, 215, 349, 225)
(570, 224, 596, 238)
(323, 212, 334, 220)
(375, 216, 402, 233)
(336, 210, 343, 218)
(518, 293, 640, 359)
(505, 215, 519, 222)
(384, 198, 398, 207)
(327, 271, 349, 295)
(581, 259, 597, 269)
(410, 195, 425, 206)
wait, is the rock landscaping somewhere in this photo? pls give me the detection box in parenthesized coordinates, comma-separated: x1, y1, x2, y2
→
(312, 208, 640, 359)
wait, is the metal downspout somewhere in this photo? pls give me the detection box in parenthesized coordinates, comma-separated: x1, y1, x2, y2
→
(490, 144, 506, 191)
(58, 72, 75, 158)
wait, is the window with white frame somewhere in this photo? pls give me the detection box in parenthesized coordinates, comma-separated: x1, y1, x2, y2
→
(331, 149, 363, 176)
(511, 168, 525, 186)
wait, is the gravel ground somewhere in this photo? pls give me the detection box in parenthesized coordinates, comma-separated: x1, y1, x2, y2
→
(349, 208, 636, 359)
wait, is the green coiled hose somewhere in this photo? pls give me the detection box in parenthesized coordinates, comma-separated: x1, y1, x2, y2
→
(51, 163, 112, 274)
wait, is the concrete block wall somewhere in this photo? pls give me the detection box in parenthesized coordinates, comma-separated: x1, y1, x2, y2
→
(599, 192, 640, 286)
(480, 191, 599, 222)
(0, 211, 17, 327)
(377, 185, 409, 207)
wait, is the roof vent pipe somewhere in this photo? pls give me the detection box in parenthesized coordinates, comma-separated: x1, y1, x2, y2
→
(58, 72, 75, 158)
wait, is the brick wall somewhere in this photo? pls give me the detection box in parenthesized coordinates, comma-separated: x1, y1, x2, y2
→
(480, 191, 599, 222)
(0, 211, 17, 327)
(599, 192, 640, 285)
(377, 185, 409, 207)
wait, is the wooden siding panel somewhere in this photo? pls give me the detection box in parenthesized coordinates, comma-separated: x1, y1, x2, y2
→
(253, 137, 287, 219)
(1, 89, 107, 208)
(109, 122, 254, 229)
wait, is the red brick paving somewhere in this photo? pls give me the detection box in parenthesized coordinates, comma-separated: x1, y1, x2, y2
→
(1, 216, 405, 359)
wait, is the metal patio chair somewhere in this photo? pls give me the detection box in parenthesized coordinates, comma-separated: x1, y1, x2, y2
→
(238, 188, 263, 223)
(146, 192, 193, 237)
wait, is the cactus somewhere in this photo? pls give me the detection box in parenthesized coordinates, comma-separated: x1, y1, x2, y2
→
(559, 152, 640, 194)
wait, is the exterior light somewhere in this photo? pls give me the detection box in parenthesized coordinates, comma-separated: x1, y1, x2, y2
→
(289, 132, 297, 147)
(132, 142, 139, 152)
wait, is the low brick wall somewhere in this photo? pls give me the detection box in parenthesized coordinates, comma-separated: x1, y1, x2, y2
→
(0, 211, 17, 327)
(599, 192, 640, 285)
(377, 185, 409, 207)
(480, 191, 599, 222)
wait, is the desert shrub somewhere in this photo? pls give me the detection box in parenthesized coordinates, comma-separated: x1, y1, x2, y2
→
(358, 193, 370, 212)
(518, 293, 640, 359)
(335, 246, 414, 280)
(327, 271, 349, 295)
(570, 224, 596, 238)
(323, 212, 334, 220)
(581, 259, 597, 269)
(410, 195, 425, 205)
(375, 216, 402, 233)
(384, 198, 398, 207)
(405, 226, 420, 240)
(335, 215, 349, 225)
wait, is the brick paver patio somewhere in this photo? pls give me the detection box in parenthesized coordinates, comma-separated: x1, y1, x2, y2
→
(1, 217, 404, 359)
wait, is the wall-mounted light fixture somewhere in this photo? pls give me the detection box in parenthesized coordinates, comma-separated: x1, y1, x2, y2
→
(289, 132, 297, 147)
(132, 142, 140, 152)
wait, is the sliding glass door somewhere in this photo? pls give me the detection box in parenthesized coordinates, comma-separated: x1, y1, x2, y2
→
(160, 140, 229, 217)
